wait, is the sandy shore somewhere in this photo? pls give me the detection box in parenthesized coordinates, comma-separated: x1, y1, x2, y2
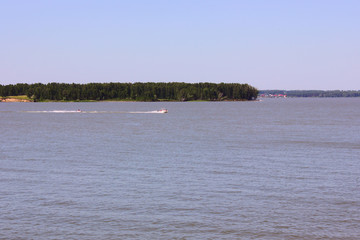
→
(0, 98, 31, 102)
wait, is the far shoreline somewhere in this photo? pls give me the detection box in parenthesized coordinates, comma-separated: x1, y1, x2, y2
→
(0, 98, 254, 103)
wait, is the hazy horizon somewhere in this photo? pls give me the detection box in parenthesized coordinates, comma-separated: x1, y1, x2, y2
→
(1, 0, 359, 90)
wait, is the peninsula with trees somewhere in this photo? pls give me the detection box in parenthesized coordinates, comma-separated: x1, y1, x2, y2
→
(0, 82, 258, 102)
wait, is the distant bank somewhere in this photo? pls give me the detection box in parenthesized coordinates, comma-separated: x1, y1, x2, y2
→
(0, 82, 258, 102)
(2, 84, 359, 102)
(259, 90, 360, 98)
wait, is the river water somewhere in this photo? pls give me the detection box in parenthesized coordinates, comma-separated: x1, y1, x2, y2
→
(1, 98, 359, 239)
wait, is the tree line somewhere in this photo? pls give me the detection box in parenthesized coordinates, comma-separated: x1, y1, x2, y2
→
(0, 82, 258, 101)
(259, 90, 360, 97)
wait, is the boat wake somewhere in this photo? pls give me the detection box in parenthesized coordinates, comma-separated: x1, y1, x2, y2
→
(22, 109, 168, 114)
(24, 110, 81, 113)
(129, 110, 167, 114)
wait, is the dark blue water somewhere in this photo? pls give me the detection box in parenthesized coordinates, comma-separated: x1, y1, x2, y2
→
(1, 98, 360, 239)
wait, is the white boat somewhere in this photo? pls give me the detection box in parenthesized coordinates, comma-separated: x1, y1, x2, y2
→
(157, 108, 168, 113)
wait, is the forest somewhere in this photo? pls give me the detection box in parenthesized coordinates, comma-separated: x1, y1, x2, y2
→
(0, 82, 259, 102)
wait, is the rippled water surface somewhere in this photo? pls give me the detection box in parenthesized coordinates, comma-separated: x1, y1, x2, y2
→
(1, 98, 360, 239)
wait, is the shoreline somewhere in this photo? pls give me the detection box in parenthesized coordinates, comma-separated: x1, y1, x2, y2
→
(1, 98, 255, 103)
(0, 98, 32, 102)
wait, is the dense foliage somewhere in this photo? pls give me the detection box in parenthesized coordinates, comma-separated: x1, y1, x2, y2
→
(259, 90, 360, 98)
(0, 82, 258, 101)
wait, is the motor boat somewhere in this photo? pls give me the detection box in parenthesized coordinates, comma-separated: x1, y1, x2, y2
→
(157, 108, 168, 113)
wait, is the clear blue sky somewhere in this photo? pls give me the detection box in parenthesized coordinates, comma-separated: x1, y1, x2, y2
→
(1, 0, 359, 90)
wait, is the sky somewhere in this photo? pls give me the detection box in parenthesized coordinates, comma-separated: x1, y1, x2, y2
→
(1, 0, 359, 90)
